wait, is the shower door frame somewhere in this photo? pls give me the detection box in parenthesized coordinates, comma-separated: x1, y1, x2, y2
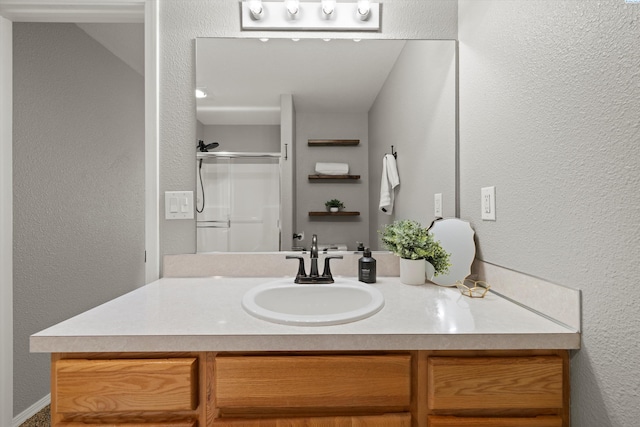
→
(196, 151, 283, 253)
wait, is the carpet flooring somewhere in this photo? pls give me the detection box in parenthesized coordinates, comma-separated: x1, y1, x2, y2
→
(20, 405, 50, 426)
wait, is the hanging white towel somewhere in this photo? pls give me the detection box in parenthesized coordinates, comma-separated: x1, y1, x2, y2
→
(379, 154, 400, 215)
(315, 162, 349, 175)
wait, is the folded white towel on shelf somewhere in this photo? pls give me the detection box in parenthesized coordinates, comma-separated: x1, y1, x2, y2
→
(315, 162, 349, 175)
(379, 154, 400, 215)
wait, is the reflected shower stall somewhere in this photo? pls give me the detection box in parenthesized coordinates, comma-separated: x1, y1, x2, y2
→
(196, 151, 281, 252)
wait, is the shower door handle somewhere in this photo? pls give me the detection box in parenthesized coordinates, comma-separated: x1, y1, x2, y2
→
(196, 219, 230, 229)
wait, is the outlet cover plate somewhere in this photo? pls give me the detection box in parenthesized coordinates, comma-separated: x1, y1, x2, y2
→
(434, 193, 442, 217)
(481, 186, 496, 221)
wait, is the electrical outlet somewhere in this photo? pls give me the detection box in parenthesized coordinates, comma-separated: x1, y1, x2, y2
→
(481, 186, 496, 221)
(434, 193, 442, 217)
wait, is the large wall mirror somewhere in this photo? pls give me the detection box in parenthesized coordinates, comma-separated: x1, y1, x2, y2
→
(196, 38, 457, 253)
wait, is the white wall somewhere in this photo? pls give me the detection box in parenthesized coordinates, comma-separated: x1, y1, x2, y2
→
(296, 112, 369, 250)
(158, 0, 458, 260)
(203, 124, 280, 153)
(459, 1, 640, 425)
(13, 23, 145, 415)
(368, 40, 457, 248)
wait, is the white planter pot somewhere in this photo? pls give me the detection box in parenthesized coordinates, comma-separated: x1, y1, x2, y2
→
(425, 260, 436, 281)
(399, 258, 426, 285)
(329, 207, 339, 212)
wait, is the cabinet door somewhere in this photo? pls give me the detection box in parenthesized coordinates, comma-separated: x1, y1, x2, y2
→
(428, 415, 562, 427)
(54, 358, 198, 413)
(215, 355, 411, 411)
(427, 356, 563, 411)
(213, 413, 411, 426)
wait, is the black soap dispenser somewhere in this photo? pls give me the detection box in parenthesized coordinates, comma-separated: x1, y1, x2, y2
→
(358, 248, 376, 283)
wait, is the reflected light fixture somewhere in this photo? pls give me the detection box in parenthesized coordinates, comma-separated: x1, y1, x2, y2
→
(248, 0, 264, 20)
(195, 88, 208, 99)
(357, 0, 371, 20)
(241, 1, 380, 31)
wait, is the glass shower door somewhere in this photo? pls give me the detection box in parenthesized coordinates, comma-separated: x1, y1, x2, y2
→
(196, 156, 280, 252)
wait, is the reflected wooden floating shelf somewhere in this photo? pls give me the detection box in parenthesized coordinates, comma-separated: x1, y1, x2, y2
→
(308, 174, 361, 180)
(308, 139, 360, 146)
(309, 211, 360, 217)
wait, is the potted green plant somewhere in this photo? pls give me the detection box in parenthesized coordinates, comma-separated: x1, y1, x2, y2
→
(325, 199, 345, 213)
(379, 219, 450, 285)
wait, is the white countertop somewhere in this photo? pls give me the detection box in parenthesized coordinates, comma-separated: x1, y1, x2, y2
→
(30, 276, 580, 353)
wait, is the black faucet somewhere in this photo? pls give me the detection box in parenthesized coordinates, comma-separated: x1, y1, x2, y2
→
(286, 234, 343, 284)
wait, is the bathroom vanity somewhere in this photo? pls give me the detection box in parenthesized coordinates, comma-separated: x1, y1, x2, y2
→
(32, 276, 579, 427)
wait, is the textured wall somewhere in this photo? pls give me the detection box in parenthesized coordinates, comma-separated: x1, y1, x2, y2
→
(368, 40, 457, 248)
(159, 0, 458, 260)
(13, 23, 145, 415)
(458, 1, 640, 425)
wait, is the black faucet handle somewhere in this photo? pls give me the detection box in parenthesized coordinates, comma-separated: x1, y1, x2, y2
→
(322, 255, 344, 279)
(286, 255, 307, 282)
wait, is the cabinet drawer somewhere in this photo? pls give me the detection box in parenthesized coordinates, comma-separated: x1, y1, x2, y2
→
(427, 356, 563, 411)
(428, 415, 562, 427)
(213, 413, 411, 426)
(215, 354, 411, 410)
(55, 358, 198, 413)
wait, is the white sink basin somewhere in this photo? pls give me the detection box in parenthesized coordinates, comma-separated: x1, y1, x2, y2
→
(242, 278, 385, 326)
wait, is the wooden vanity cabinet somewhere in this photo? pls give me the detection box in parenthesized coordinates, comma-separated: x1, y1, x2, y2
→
(49, 350, 569, 427)
(422, 350, 570, 427)
(50, 352, 209, 427)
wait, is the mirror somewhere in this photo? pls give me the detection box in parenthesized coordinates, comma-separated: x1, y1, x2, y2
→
(196, 38, 456, 253)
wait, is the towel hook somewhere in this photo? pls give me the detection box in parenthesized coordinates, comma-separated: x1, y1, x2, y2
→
(390, 145, 397, 159)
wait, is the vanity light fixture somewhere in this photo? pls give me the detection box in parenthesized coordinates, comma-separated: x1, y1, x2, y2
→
(195, 88, 208, 99)
(240, 1, 380, 31)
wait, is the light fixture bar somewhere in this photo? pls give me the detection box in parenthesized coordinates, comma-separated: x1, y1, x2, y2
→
(240, 1, 381, 31)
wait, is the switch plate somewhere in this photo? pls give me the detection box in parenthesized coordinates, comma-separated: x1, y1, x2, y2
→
(481, 186, 496, 221)
(165, 191, 194, 219)
(434, 193, 442, 217)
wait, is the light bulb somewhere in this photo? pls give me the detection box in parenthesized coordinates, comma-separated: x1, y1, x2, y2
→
(248, 0, 263, 20)
(285, 0, 299, 16)
(357, 0, 371, 20)
(321, 0, 336, 16)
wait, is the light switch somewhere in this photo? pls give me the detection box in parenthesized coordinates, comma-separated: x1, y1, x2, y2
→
(434, 193, 442, 217)
(165, 191, 194, 219)
(481, 186, 496, 221)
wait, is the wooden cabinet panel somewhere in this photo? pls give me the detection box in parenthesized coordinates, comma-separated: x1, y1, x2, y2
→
(215, 355, 411, 410)
(60, 423, 196, 427)
(55, 358, 198, 413)
(213, 413, 411, 426)
(427, 356, 563, 411)
(428, 415, 562, 427)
